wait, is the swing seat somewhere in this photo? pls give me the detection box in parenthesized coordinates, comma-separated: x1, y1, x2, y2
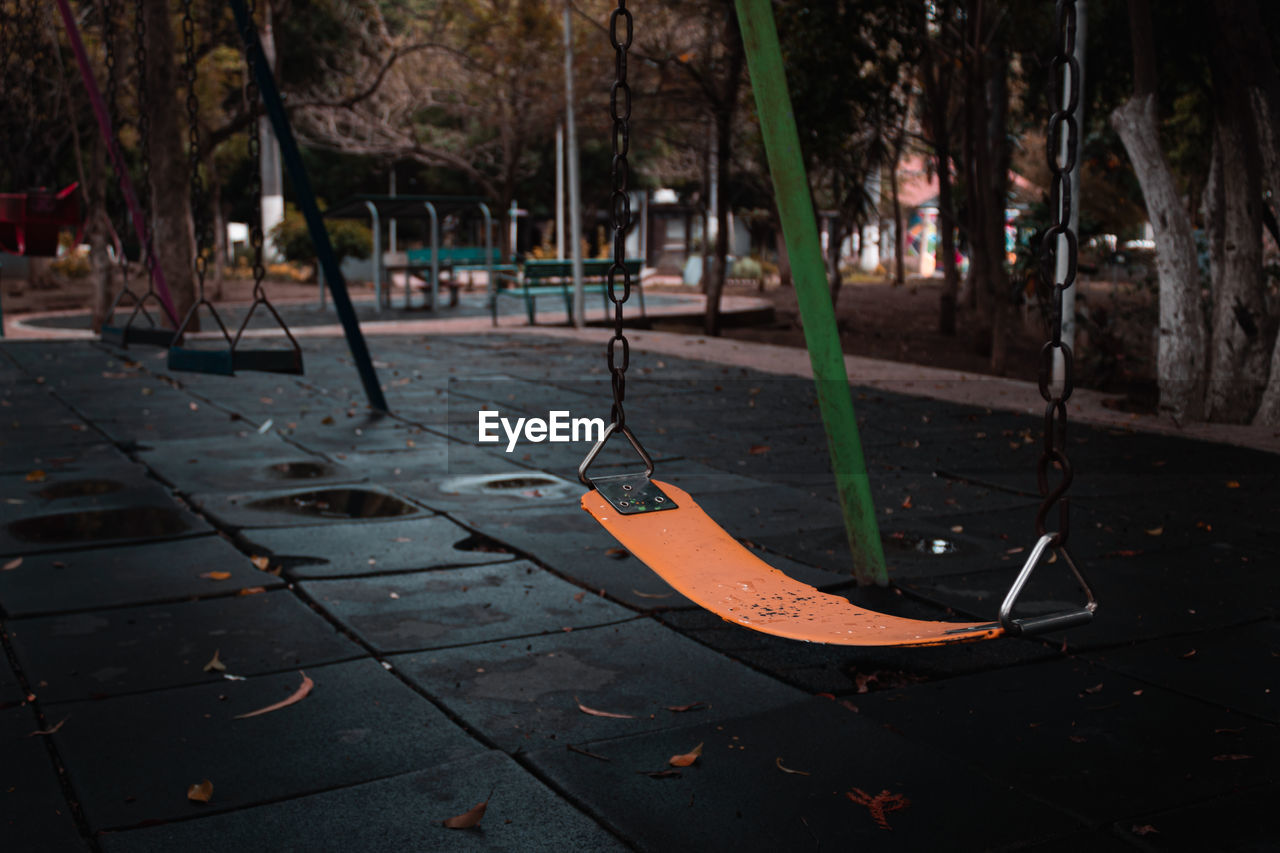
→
(232, 347, 304, 374)
(582, 480, 1006, 647)
(0, 184, 81, 257)
(168, 345, 234, 376)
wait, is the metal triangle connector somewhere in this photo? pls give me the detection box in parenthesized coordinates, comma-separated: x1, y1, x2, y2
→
(998, 534, 1097, 636)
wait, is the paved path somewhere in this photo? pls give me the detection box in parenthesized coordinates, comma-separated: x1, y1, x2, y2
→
(1, 332, 1277, 851)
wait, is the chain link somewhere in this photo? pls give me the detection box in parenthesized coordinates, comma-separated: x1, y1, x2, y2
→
(180, 0, 207, 291)
(133, 0, 158, 287)
(605, 0, 633, 428)
(1036, 0, 1079, 546)
(244, 0, 266, 299)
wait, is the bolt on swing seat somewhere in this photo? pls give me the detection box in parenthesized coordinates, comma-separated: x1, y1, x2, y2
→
(0, 185, 81, 256)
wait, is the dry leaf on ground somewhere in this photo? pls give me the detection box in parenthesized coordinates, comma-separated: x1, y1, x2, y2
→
(442, 789, 493, 829)
(574, 696, 635, 719)
(203, 650, 226, 673)
(665, 702, 708, 713)
(234, 672, 314, 719)
(2, 557, 22, 571)
(847, 788, 909, 830)
(237, 586, 267, 597)
(775, 757, 810, 776)
(668, 742, 703, 767)
(25, 469, 46, 482)
(249, 555, 271, 571)
(631, 589, 672, 599)
(187, 779, 213, 803)
(199, 571, 232, 581)
(28, 717, 68, 736)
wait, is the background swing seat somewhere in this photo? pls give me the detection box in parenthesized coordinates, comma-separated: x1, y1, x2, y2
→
(0, 184, 80, 256)
(582, 480, 1006, 647)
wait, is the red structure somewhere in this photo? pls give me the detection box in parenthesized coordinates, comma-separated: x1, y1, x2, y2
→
(0, 184, 81, 257)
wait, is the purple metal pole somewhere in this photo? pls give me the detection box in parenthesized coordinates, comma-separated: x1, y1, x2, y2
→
(53, 0, 179, 325)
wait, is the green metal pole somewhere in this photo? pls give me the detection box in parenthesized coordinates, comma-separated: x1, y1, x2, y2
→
(734, 0, 887, 585)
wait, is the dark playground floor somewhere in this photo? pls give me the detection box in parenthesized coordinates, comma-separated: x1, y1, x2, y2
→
(1, 332, 1277, 852)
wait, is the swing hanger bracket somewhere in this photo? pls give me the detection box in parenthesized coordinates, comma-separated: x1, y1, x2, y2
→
(998, 533, 1097, 636)
(577, 421, 677, 514)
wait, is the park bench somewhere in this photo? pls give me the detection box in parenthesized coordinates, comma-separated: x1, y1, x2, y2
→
(495, 258, 644, 325)
(396, 246, 516, 309)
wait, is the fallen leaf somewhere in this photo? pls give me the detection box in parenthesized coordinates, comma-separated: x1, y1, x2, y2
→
(237, 586, 267, 596)
(2, 557, 22, 571)
(775, 757, 811, 776)
(574, 696, 635, 719)
(1180, 649, 1197, 659)
(665, 702, 708, 713)
(748, 444, 770, 455)
(203, 650, 227, 673)
(1226, 480, 1240, 488)
(573, 592, 585, 603)
(234, 671, 314, 719)
(950, 525, 963, 533)
(442, 790, 492, 829)
(25, 469, 46, 482)
(846, 788, 910, 831)
(187, 779, 213, 803)
(1082, 683, 1104, 695)
(604, 547, 630, 559)
(639, 768, 682, 779)
(1131, 824, 1159, 836)
(567, 743, 611, 761)
(1145, 526, 1164, 536)
(668, 742, 703, 767)
(249, 555, 271, 571)
(1212, 754, 1254, 761)
(200, 571, 232, 581)
(28, 717, 68, 736)
(631, 589, 672, 599)
(900, 496, 913, 509)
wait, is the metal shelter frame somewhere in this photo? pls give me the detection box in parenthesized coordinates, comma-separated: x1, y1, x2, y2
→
(323, 195, 496, 313)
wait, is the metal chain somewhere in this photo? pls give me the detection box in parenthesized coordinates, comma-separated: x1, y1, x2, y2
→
(180, 0, 207, 296)
(101, 0, 132, 287)
(244, 0, 266, 299)
(1036, 0, 1079, 547)
(134, 0, 156, 287)
(605, 0, 633, 428)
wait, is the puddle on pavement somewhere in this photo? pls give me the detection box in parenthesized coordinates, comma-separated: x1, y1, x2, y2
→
(243, 488, 419, 519)
(8, 506, 191, 543)
(37, 479, 125, 500)
(884, 531, 958, 555)
(263, 461, 335, 481)
(440, 472, 579, 500)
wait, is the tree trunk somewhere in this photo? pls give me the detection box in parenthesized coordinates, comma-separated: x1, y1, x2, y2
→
(984, 59, 1012, 374)
(1204, 23, 1269, 422)
(702, 6, 742, 338)
(936, 142, 958, 335)
(144, 0, 196, 327)
(1111, 95, 1206, 420)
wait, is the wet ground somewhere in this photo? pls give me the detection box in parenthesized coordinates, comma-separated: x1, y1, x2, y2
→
(1, 332, 1276, 851)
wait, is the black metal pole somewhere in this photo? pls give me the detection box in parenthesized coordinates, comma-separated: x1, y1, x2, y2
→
(228, 0, 388, 412)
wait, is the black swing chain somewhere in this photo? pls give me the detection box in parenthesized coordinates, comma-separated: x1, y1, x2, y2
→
(1036, 0, 1079, 547)
(133, 0, 157, 287)
(180, 0, 207, 296)
(244, 0, 266, 300)
(101, 0, 130, 286)
(605, 0, 633, 429)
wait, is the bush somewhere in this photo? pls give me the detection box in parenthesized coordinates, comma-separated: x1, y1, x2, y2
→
(270, 204, 372, 268)
(730, 256, 763, 280)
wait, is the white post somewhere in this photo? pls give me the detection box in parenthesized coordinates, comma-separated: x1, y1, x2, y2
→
(388, 167, 397, 254)
(1055, 0, 1085, 385)
(565, 1, 585, 328)
(556, 123, 565, 259)
(364, 200, 382, 312)
(509, 198, 519, 261)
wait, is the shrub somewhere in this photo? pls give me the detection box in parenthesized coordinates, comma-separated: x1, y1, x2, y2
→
(270, 204, 372, 269)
